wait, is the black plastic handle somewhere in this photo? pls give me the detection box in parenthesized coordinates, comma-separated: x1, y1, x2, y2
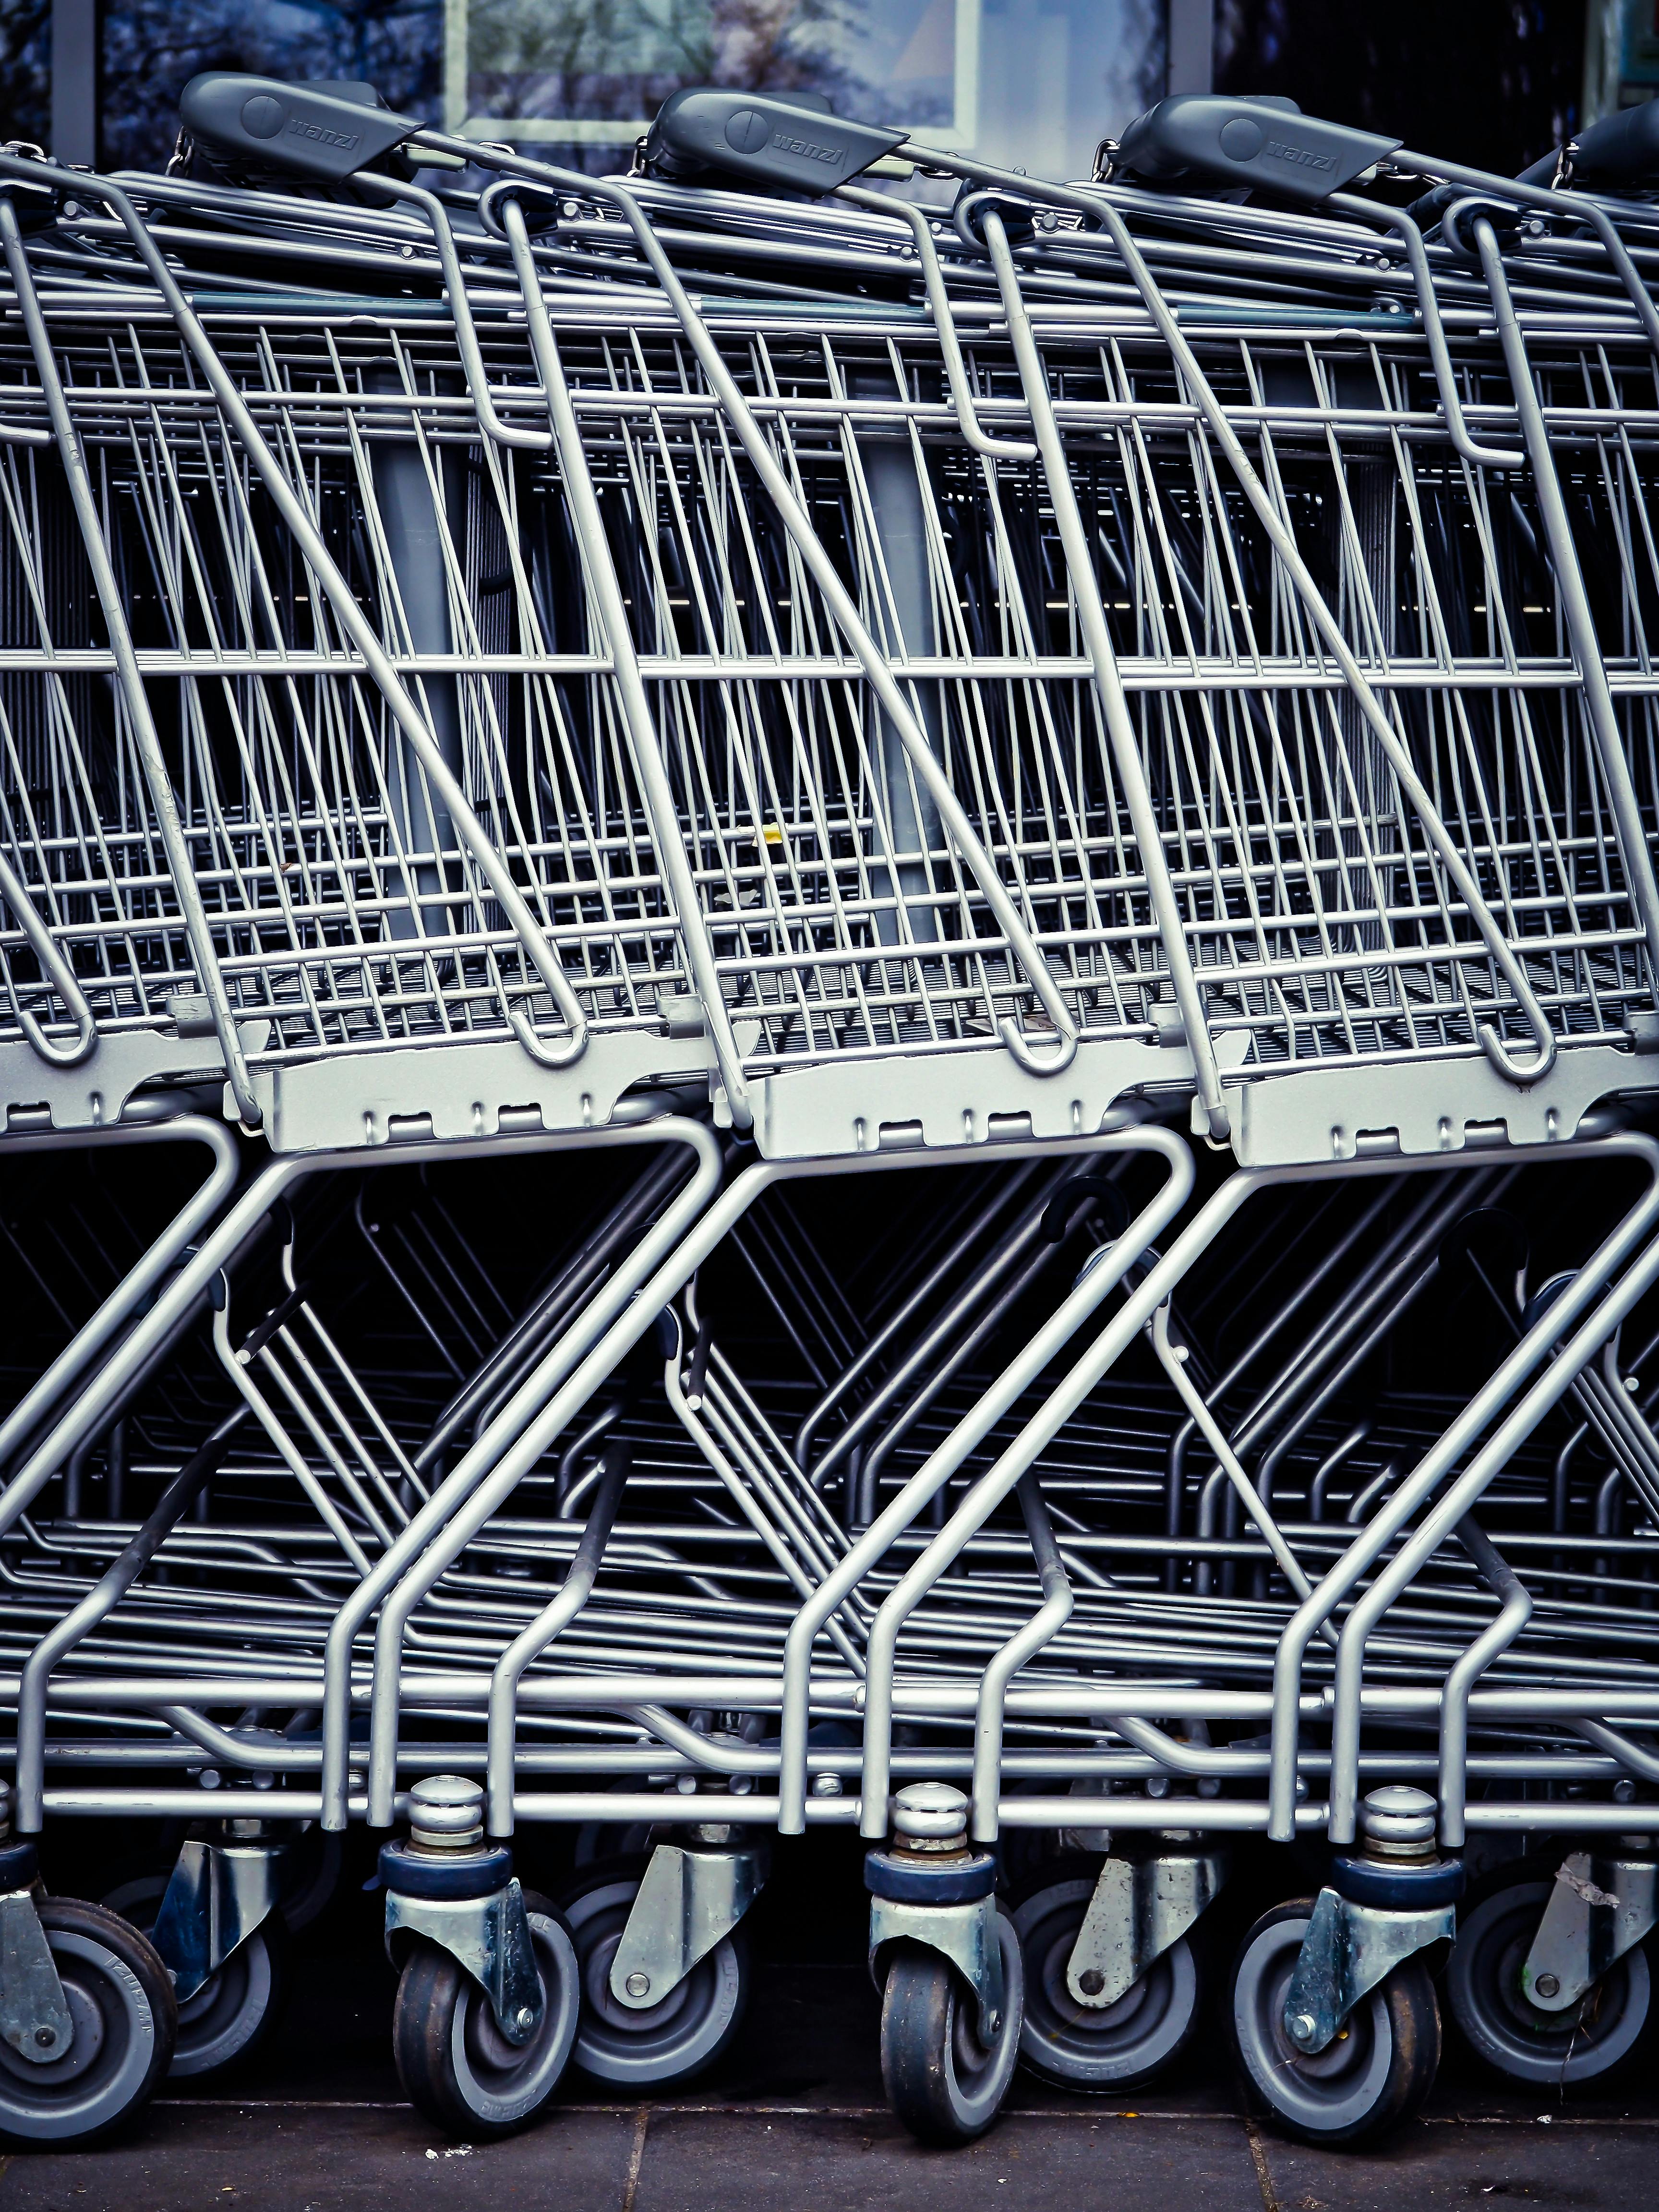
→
(643, 86, 906, 193)
(1516, 100, 1659, 190)
(179, 72, 418, 181)
(1113, 94, 1400, 204)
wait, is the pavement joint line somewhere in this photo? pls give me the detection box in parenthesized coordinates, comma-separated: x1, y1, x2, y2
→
(1243, 2117, 1279, 2212)
(619, 2106, 650, 2212)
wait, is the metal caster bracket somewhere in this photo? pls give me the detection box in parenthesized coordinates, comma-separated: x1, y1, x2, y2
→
(1283, 1886, 1456, 2057)
(1521, 1852, 1658, 2013)
(1065, 1845, 1229, 2009)
(0, 1886, 72, 2065)
(153, 1838, 286, 2002)
(610, 1840, 768, 2010)
(868, 1891, 1006, 2043)
(385, 1878, 544, 2046)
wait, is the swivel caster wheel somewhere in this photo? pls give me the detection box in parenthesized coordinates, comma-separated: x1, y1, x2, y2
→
(1013, 1860, 1203, 2092)
(0, 1898, 177, 2147)
(1230, 1900, 1439, 2147)
(879, 1907, 1025, 2146)
(1447, 1867, 1649, 2085)
(392, 1888, 580, 2138)
(103, 1873, 288, 2082)
(561, 1855, 748, 2088)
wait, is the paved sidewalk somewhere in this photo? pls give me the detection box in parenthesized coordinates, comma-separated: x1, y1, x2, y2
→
(7, 2094, 1658, 2212)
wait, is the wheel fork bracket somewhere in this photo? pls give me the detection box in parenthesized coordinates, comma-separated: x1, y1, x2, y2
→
(1283, 1887, 1455, 2057)
(868, 1891, 1006, 2042)
(0, 1887, 72, 2065)
(153, 1839, 286, 2002)
(610, 1842, 768, 2011)
(384, 1878, 544, 2047)
(1066, 1847, 1230, 2010)
(1522, 1852, 1658, 2013)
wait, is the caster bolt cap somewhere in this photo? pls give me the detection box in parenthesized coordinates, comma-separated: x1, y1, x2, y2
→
(516, 2005, 536, 2028)
(1078, 1969, 1105, 1996)
(890, 1781, 970, 1851)
(1534, 1973, 1560, 1998)
(408, 1774, 485, 1852)
(33, 2027, 54, 2048)
(1287, 2013, 1317, 2044)
(625, 1972, 651, 1998)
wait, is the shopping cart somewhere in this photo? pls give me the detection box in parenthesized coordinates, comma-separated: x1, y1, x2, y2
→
(466, 84, 1659, 2143)
(0, 116, 746, 2144)
(0, 108, 1221, 2141)
(5, 66, 1659, 2160)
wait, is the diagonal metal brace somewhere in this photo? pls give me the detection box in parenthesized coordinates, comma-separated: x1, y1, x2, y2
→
(1283, 1886, 1455, 2057)
(869, 1891, 1006, 2043)
(385, 1877, 544, 2046)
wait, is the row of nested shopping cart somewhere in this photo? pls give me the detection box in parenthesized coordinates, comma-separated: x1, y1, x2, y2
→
(3, 66, 1659, 2153)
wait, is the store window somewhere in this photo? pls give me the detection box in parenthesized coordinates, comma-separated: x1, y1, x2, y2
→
(456, 0, 972, 146)
(94, 0, 1166, 179)
(1213, 0, 1588, 175)
(99, 0, 444, 172)
(0, 0, 51, 149)
(452, 0, 1165, 177)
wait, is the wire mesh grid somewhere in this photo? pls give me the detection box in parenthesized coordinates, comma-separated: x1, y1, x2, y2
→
(2, 254, 1657, 1092)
